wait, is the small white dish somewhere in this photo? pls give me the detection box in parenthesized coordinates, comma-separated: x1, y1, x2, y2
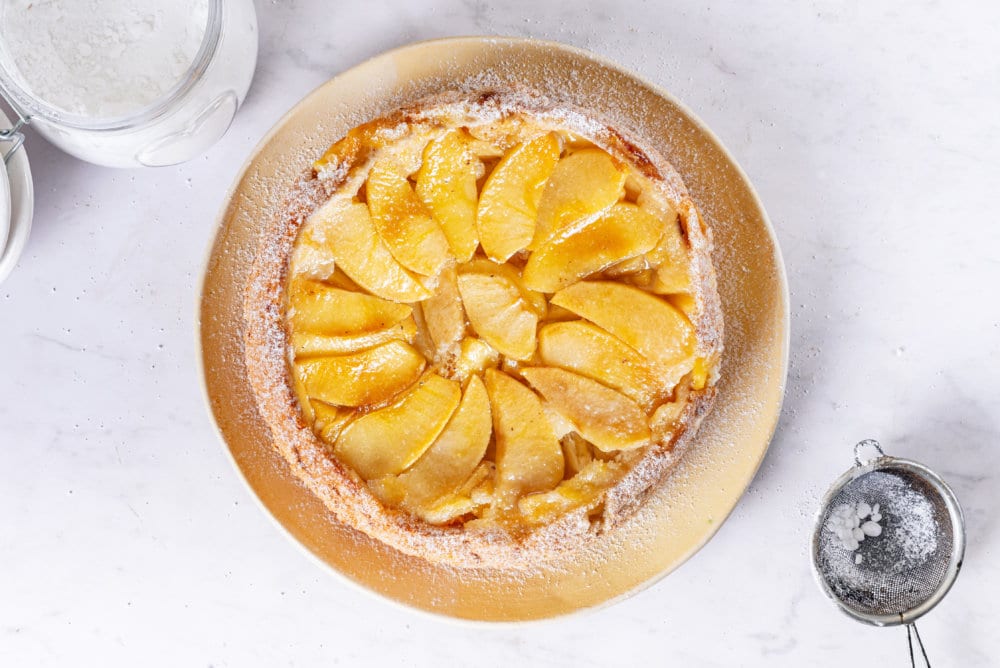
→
(0, 151, 9, 252)
(0, 107, 34, 284)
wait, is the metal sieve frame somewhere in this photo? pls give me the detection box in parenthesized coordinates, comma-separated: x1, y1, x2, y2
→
(811, 450, 966, 627)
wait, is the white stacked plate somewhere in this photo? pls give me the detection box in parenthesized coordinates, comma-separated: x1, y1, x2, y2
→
(0, 107, 34, 284)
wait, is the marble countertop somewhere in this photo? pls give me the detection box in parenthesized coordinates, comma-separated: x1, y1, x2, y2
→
(2, 1, 998, 665)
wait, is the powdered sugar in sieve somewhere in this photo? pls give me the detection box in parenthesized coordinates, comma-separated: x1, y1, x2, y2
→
(811, 440, 965, 667)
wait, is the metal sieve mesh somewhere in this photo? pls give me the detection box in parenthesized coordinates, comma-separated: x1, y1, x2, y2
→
(815, 468, 952, 617)
(811, 440, 965, 628)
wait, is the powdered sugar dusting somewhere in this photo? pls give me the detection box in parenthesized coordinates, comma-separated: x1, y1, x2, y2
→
(240, 88, 724, 571)
(203, 42, 785, 611)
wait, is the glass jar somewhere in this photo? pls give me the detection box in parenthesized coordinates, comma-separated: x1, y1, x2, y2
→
(0, 0, 258, 168)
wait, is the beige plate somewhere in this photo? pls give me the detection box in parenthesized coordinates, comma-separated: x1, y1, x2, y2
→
(199, 37, 789, 622)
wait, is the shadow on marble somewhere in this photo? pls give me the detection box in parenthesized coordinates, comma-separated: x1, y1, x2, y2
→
(894, 386, 997, 551)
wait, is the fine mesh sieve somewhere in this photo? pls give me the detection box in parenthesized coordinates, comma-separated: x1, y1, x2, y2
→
(811, 440, 965, 666)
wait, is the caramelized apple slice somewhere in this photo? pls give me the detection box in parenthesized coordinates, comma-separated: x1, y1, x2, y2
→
(461, 259, 547, 316)
(650, 381, 690, 446)
(312, 117, 432, 177)
(309, 400, 354, 445)
(484, 369, 564, 507)
(560, 432, 594, 477)
(308, 200, 431, 302)
(521, 367, 650, 452)
(456, 271, 539, 361)
(335, 374, 461, 479)
(530, 148, 627, 249)
(291, 318, 416, 357)
(384, 375, 493, 513)
(395, 462, 495, 524)
(418, 265, 466, 358)
(602, 254, 650, 279)
(297, 340, 425, 407)
(477, 133, 560, 262)
(289, 224, 337, 280)
(551, 281, 695, 379)
(544, 303, 579, 323)
(537, 320, 666, 408)
(366, 159, 451, 277)
(522, 203, 662, 292)
(417, 494, 477, 524)
(638, 192, 691, 294)
(288, 280, 412, 335)
(519, 460, 625, 524)
(289, 363, 314, 423)
(416, 130, 482, 262)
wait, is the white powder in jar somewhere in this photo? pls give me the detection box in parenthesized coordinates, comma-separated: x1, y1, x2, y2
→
(0, 0, 209, 118)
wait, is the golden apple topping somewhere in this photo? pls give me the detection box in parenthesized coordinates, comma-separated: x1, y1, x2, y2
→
(285, 123, 711, 530)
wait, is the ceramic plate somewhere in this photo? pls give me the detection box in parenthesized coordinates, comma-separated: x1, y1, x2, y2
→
(199, 37, 789, 621)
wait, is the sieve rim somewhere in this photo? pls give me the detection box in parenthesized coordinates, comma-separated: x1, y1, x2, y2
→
(810, 455, 965, 627)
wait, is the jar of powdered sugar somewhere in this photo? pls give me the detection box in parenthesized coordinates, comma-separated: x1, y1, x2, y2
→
(0, 0, 257, 167)
(0, 0, 258, 281)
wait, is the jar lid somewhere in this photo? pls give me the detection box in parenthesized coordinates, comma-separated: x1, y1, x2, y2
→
(0, 107, 34, 285)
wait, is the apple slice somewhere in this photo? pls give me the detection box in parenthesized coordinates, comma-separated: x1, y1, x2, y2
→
(309, 400, 354, 445)
(650, 381, 690, 446)
(484, 369, 564, 507)
(477, 133, 560, 262)
(289, 363, 314, 423)
(550, 281, 695, 378)
(418, 264, 466, 358)
(461, 259, 547, 316)
(521, 367, 651, 452)
(543, 303, 579, 323)
(560, 432, 594, 477)
(288, 279, 412, 335)
(366, 159, 451, 277)
(320, 269, 366, 292)
(291, 318, 416, 357)
(307, 199, 430, 302)
(518, 460, 624, 524)
(296, 340, 425, 407)
(530, 148, 626, 249)
(456, 271, 539, 361)
(416, 494, 477, 524)
(638, 191, 690, 294)
(603, 254, 650, 279)
(312, 117, 426, 177)
(416, 130, 482, 262)
(335, 373, 461, 480)
(386, 375, 493, 513)
(537, 320, 666, 408)
(289, 224, 337, 280)
(522, 202, 662, 292)
(378, 461, 495, 524)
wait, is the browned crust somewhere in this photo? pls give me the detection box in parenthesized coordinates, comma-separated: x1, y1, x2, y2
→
(242, 89, 724, 569)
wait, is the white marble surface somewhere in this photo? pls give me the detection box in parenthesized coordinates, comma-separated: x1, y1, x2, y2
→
(2, 1, 998, 665)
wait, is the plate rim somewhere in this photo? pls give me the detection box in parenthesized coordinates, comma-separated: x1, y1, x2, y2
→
(197, 35, 790, 623)
(0, 107, 34, 284)
(0, 154, 11, 252)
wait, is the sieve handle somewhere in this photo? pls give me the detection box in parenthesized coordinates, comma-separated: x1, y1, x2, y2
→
(907, 622, 931, 667)
(854, 438, 885, 467)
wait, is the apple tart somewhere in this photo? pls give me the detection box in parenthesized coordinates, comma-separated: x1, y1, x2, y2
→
(244, 91, 723, 569)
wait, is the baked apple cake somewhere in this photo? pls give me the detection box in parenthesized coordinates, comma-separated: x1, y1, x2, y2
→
(244, 90, 723, 569)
